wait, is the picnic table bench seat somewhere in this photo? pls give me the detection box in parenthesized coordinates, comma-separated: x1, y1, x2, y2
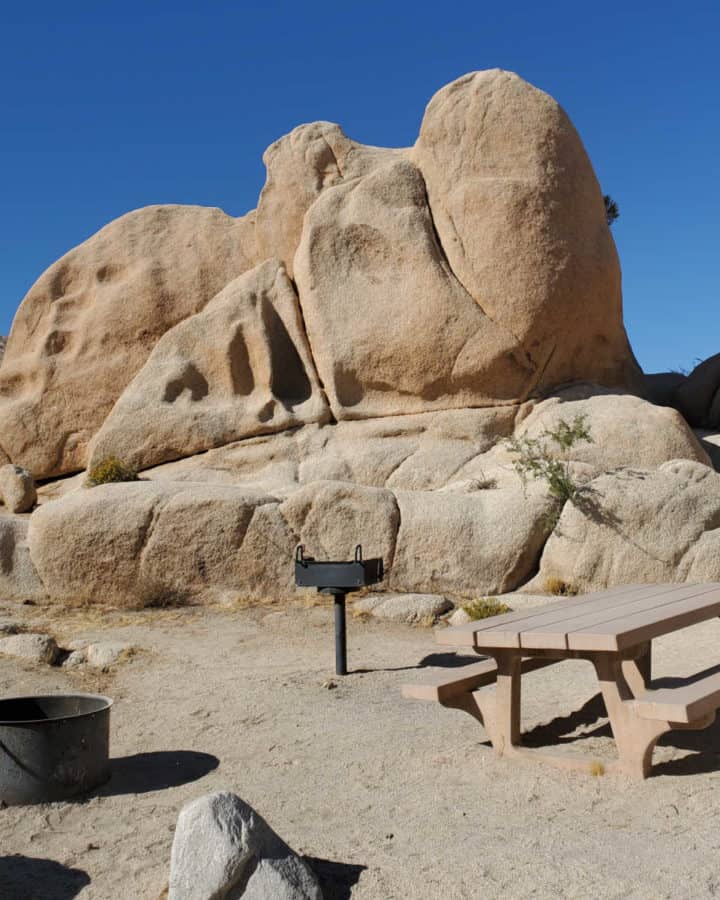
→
(632, 668, 720, 725)
(401, 656, 557, 703)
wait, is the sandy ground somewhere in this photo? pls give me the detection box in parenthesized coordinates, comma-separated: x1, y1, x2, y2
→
(2, 596, 720, 900)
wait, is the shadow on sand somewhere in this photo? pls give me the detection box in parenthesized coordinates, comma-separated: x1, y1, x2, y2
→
(0, 855, 90, 899)
(96, 750, 219, 796)
(519, 691, 720, 777)
(304, 856, 367, 900)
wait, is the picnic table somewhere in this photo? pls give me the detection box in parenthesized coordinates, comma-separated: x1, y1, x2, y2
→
(403, 583, 720, 777)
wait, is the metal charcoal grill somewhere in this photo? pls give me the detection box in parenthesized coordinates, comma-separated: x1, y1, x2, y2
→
(295, 545, 384, 675)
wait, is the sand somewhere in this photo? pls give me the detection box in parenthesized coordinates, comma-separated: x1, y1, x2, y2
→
(2, 596, 720, 899)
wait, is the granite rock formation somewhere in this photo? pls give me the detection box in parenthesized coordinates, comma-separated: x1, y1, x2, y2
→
(0, 69, 714, 605)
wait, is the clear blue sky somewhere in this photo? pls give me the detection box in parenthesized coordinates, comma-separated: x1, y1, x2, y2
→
(1, 1, 718, 374)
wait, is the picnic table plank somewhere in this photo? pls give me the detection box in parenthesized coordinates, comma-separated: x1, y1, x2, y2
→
(567, 584, 720, 651)
(519, 584, 719, 650)
(435, 584, 655, 648)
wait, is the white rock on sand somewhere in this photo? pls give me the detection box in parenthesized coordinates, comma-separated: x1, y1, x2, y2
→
(168, 791, 321, 900)
(0, 632, 58, 665)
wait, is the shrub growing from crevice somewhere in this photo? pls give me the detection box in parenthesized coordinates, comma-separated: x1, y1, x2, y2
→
(506, 414, 593, 528)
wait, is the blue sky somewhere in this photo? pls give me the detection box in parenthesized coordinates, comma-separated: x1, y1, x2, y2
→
(1, 1, 717, 374)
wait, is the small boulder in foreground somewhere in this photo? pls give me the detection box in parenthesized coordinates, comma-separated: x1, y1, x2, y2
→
(0, 464, 37, 513)
(0, 633, 58, 665)
(353, 593, 452, 623)
(168, 791, 322, 900)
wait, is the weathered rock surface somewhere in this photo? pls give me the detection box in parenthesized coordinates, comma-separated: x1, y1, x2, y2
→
(390, 481, 555, 597)
(643, 371, 687, 408)
(353, 592, 452, 623)
(532, 460, 720, 592)
(88, 260, 329, 472)
(513, 385, 710, 473)
(168, 791, 321, 900)
(412, 69, 641, 394)
(0, 205, 258, 477)
(0, 632, 58, 665)
(28, 481, 286, 607)
(281, 480, 399, 566)
(0, 515, 46, 603)
(294, 156, 535, 419)
(256, 120, 397, 277)
(675, 353, 720, 428)
(0, 464, 37, 513)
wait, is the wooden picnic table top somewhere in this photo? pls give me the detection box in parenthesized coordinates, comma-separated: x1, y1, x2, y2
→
(436, 583, 720, 653)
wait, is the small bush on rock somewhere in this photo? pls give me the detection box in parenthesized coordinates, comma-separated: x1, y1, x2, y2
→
(463, 597, 511, 620)
(86, 456, 139, 487)
(506, 414, 593, 528)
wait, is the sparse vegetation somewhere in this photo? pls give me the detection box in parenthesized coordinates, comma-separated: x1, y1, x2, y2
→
(603, 194, 619, 226)
(462, 597, 511, 620)
(505, 414, 593, 528)
(86, 456, 139, 487)
(544, 576, 578, 596)
(589, 759, 606, 777)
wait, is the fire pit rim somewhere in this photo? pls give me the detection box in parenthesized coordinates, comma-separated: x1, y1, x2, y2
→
(0, 693, 113, 725)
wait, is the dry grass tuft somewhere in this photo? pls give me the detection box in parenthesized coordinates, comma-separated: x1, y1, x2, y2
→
(544, 576, 579, 597)
(462, 597, 512, 620)
(589, 760, 606, 777)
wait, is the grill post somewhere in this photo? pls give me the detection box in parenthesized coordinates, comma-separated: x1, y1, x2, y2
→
(333, 592, 347, 676)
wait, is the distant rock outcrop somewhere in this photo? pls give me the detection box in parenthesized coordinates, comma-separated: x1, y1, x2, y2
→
(0, 335, 6, 362)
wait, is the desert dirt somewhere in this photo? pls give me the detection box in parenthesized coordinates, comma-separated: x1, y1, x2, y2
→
(2, 596, 720, 900)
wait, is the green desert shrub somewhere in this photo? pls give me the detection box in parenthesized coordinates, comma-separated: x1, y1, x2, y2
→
(86, 456, 139, 487)
(505, 414, 593, 528)
(604, 194, 619, 226)
(462, 597, 511, 620)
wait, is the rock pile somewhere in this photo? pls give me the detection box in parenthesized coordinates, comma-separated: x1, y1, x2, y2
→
(0, 69, 716, 604)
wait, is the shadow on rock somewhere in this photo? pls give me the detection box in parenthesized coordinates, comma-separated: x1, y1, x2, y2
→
(97, 750, 219, 796)
(0, 855, 90, 899)
(304, 856, 367, 900)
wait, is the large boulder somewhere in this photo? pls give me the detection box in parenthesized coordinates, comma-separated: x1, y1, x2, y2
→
(390, 480, 554, 597)
(168, 792, 321, 900)
(0, 464, 37, 513)
(0, 515, 46, 603)
(27, 481, 293, 606)
(532, 460, 720, 592)
(294, 156, 535, 419)
(0, 205, 258, 478)
(512, 385, 710, 473)
(280, 479, 400, 564)
(675, 353, 720, 427)
(412, 69, 641, 394)
(256, 120, 397, 277)
(88, 260, 329, 472)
